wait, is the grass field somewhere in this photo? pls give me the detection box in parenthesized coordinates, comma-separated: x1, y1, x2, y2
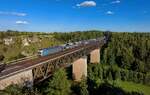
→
(117, 81, 150, 95)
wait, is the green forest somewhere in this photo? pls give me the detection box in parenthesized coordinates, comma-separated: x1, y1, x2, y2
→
(0, 30, 150, 95)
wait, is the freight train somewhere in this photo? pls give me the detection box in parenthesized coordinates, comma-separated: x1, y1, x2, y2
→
(38, 37, 106, 57)
(38, 42, 81, 57)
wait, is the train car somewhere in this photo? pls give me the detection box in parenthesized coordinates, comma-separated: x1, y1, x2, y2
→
(38, 46, 63, 56)
(64, 43, 76, 49)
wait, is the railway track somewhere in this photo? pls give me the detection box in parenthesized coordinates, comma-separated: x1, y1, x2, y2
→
(5, 55, 38, 65)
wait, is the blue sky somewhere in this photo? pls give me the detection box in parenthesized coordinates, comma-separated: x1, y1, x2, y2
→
(0, 0, 150, 32)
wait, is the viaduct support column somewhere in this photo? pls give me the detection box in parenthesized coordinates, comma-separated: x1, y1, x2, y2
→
(90, 48, 100, 64)
(72, 56, 87, 81)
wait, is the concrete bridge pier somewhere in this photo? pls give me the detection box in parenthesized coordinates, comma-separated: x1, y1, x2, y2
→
(90, 48, 100, 64)
(72, 56, 87, 81)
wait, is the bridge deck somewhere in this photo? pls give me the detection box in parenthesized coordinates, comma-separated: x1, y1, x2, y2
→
(0, 44, 92, 79)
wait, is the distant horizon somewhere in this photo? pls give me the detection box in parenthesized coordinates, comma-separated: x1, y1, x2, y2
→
(0, 29, 149, 33)
(0, 0, 150, 32)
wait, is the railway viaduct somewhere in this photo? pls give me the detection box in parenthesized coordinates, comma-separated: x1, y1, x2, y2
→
(0, 37, 106, 90)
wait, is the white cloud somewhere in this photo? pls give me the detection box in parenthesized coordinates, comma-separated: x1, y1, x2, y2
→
(0, 11, 27, 16)
(76, 1, 96, 7)
(111, 0, 121, 4)
(16, 21, 29, 24)
(106, 11, 114, 15)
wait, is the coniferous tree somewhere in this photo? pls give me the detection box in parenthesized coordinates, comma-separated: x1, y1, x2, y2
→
(45, 69, 71, 95)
